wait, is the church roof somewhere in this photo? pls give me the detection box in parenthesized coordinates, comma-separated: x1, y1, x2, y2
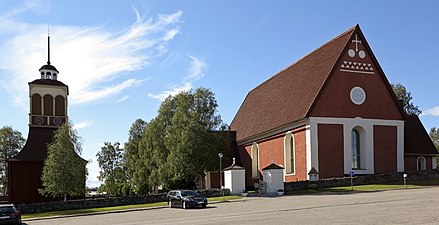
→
(230, 25, 356, 142)
(39, 64, 59, 73)
(8, 127, 57, 161)
(404, 115, 438, 156)
(29, 79, 68, 87)
(262, 163, 284, 170)
(223, 163, 245, 171)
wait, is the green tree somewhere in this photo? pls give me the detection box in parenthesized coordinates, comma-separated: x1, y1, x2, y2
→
(0, 126, 25, 195)
(138, 87, 230, 191)
(391, 83, 422, 116)
(40, 123, 87, 201)
(124, 119, 147, 194)
(430, 127, 439, 151)
(429, 127, 439, 168)
(96, 142, 125, 195)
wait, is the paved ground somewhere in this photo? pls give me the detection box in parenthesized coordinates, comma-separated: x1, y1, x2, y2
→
(25, 186, 439, 225)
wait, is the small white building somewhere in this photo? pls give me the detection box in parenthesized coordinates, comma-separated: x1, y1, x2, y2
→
(224, 160, 246, 195)
(262, 163, 284, 195)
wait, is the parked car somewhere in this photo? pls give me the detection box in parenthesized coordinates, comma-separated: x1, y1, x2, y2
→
(167, 190, 207, 209)
(0, 204, 21, 224)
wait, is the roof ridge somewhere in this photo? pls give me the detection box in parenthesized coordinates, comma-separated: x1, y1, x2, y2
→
(246, 25, 357, 95)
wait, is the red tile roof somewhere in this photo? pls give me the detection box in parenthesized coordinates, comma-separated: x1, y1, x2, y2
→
(230, 25, 356, 142)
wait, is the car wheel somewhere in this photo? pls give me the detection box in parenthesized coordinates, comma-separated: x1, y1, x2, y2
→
(202, 203, 207, 208)
(182, 201, 186, 209)
(168, 201, 172, 208)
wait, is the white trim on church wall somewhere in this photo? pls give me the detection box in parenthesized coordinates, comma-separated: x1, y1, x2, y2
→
(30, 85, 68, 98)
(309, 117, 404, 175)
(396, 125, 405, 172)
(307, 121, 320, 179)
(305, 124, 312, 178)
(433, 157, 437, 170)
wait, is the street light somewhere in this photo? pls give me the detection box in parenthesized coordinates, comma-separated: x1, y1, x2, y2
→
(218, 153, 223, 198)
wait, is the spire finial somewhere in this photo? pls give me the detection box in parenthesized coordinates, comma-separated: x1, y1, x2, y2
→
(47, 25, 51, 65)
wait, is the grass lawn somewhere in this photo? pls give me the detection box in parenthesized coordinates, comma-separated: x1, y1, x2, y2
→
(287, 179, 439, 195)
(22, 195, 242, 220)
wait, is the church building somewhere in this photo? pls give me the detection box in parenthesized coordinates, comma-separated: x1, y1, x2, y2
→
(230, 25, 438, 187)
(7, 36, 84, 203)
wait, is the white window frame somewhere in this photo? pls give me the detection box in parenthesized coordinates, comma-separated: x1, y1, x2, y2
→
(251, 143, 259, 178)
(417, 156, 426, 171)
(284, 132, 296, 175)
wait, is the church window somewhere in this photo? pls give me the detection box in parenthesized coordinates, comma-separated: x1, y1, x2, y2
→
(31, 94, 42, 115)
(251, 143, 259, 178)
(284, 132, 295, 174)
(55, 95, 65, 116)
(46, 72, 52, 79)
(43, 95, 53, 116)
(417, 156, 426, 171)
(351, 129, 361, 169)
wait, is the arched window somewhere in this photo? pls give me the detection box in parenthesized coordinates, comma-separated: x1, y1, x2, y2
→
(45, 72, 52, 80)
(55, 95, 65, 116)
(31, 94, 42, 115)
(351, 129, 361, 169)
(251, 143, 259, 178)
(284, 132, 295, 174)
(44, 95, 53, 116)
(417, 156, 426, 171)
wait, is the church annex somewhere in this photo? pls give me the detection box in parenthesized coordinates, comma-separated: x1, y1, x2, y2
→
(230, 25, 438, 187)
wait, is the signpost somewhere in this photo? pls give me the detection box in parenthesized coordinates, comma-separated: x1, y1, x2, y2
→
(349, 171, 355, 191)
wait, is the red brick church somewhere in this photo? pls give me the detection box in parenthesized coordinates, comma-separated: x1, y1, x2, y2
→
(230, 25, 438, 187)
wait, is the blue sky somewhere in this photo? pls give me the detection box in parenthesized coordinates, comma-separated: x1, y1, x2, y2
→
(1, 1, 438, 187)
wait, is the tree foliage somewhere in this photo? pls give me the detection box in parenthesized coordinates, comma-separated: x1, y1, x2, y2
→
(96, 142, 125, 195)
(391, 83, 422, 116)
(133, 88, 230, 192)
(40, 123, 87, 200)
(124, 119, 147, 193)
(0, 126, 25, 195)
(430, 127, 439, 151)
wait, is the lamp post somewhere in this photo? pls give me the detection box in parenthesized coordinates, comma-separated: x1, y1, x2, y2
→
(403, 173, 407, 189)
(218, 153, 223, 198)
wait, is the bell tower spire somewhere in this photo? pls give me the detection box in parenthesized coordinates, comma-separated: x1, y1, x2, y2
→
(39, 31, 59, 81)
(47, 34, 51, 65)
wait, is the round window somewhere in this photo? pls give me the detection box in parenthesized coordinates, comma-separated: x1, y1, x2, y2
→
(350, 86, 366, 105)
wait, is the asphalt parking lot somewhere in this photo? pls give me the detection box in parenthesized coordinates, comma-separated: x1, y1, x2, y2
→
(27, 186, 439, 225)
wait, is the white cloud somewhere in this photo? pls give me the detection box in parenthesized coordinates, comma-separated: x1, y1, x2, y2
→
(86, 170, 102, 188)
(73, 120, 94, 130)
(148, 82, 193, 101)
(116, 95, 129, 103)
(148, 55, 207, 101)
(423, 106, 439, 116)
(186, 55, 207, 81)
(0, 7, 183, 106)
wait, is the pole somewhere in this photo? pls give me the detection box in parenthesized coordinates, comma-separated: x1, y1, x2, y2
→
(218, 153, 223, 200)
(403, 174, 407, 189)
(350, 172, 354, 191)
(220, 156, 222, 194)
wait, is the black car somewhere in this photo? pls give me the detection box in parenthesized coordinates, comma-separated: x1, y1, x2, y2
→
(167, 190, 207, 209)
(0, 204, 21, 225)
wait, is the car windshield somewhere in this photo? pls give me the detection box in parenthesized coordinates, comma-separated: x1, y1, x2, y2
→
(0, 206, 15, 213)
(181, 190, 199, 197)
